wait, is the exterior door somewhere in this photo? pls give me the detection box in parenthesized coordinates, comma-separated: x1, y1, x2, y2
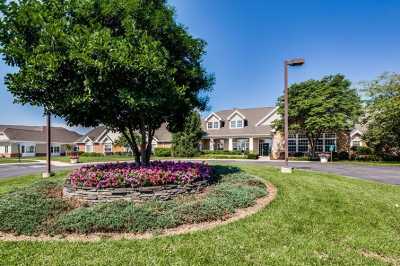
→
(259, 142, 270, 156)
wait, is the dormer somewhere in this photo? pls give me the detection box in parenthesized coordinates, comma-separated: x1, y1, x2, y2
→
(227, 110, 247, 129)
(205, 112, 223, 130)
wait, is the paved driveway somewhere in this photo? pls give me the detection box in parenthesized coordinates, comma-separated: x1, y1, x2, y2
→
(0, 160, 399, 185)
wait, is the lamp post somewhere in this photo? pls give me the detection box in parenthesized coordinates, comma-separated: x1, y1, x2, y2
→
(281, 58, 304, 173)
(42, 111, 53, 178)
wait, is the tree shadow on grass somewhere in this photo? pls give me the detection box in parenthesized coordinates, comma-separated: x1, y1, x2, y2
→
(210, 165, 242, 183)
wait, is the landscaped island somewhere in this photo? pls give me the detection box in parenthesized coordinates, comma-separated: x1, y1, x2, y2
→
(64, 161, 213, 202)
(0, 162, 269, 237)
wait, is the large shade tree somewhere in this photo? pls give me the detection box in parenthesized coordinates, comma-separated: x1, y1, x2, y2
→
(273, 74, 362, 157)
(0, 0, 214, 164)
(171, 111, 203, 157)
(361, 72, 400, 158)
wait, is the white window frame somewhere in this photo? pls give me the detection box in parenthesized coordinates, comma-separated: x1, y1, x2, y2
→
(50, 145, 61, 155)
(85, 144, 93, 153)
(104, 143, 113, 153)
(207, 121, 219, 130)
(230, 119, 244, 129)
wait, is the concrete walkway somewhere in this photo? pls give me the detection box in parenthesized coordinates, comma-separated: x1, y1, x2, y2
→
(0, 159, 399, 185)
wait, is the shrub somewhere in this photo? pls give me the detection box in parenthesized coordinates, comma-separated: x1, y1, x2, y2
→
(202, 150, 243, 155)
(336, 151, 349, 160)
(154, 147, 171, 157)
(354, 146, 374, 155)
(80, 152, 104, 157)
(68, 161, 212, 188)
(246, 153, 259, 159)
(54, 172, 266, 234)
(0, 181, 68, 235)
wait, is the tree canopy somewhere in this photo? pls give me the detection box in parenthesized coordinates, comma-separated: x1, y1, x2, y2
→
(361, 72, 400, 159)
(273, 74, 362, 156)
(0, 0, 214, 164)
(171, 111, 203, 157)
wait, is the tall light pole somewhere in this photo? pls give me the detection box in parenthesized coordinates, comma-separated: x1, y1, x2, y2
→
(42, 111, 53, 178)
(281, 58, 304, 173)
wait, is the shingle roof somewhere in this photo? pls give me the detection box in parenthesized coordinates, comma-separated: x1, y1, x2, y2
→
(154, 124, 172, 142)
(202, 107, 276, 138)
(75, 126, 107, 143)
(76, 124, 173, 143)
(0, 125, 82, 143)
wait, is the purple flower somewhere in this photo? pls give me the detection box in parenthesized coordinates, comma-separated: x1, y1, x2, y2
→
(68, 161, 212, 188)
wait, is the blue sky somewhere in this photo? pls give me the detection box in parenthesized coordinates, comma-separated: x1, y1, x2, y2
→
(1, 0, 400, 133)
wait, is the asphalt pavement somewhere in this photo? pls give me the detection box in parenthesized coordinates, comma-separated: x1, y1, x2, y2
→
(0, 159, 399, 185)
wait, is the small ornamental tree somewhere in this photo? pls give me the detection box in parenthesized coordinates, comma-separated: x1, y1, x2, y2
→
(361, 73, 400, 159)
(0, 0, 214, 165)
(273, 74, 362, 157)
(171, 111, 204, 157)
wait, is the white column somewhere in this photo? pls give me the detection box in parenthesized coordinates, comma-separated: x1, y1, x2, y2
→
(210, 138, 214, 151)
(249, 137, 254, 152)
(228, 138, 233, 151)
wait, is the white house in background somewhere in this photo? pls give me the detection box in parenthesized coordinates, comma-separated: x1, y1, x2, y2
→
(0, 125, 81, 157)
(200, 106, 365, 159)
(74, 124, 173, 154)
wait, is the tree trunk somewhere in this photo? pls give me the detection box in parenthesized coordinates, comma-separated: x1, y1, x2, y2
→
(121, 129, 141, 165)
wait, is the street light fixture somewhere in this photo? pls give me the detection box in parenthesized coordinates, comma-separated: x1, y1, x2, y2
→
(281, 58, 305, 173)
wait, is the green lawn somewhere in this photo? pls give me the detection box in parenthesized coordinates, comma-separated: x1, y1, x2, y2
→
(0, 158, 37, 164)
(1, 164, 399, 265)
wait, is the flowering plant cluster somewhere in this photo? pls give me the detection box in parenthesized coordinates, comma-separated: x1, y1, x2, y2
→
(68, 161, 212, 189)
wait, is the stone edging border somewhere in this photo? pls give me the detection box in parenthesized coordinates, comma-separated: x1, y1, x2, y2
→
(0, 179, 277, 242)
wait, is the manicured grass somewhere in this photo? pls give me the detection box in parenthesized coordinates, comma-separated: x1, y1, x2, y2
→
(0, 167, 266, 235)
(0, 171, 68, 195)
(0, 158, 37, 164)
(1, 164, 400, 265)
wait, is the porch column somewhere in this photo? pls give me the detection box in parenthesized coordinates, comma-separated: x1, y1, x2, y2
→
(228, 138, 233, 151)
(210, 138, 214, 151)
(249, 137, 254, 152)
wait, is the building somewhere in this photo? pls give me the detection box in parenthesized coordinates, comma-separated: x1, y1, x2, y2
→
(74, 124, 173, 153)
(201, 107, 364, 159)
(0, 125, 81, 157)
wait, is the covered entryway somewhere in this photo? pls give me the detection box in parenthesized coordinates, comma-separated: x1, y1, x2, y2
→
(258, 138, 272, 157)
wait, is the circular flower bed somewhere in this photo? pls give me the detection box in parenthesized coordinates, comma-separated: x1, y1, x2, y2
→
(69, 161, 212, 189)
(0, 166, 270, 237)
(64, 161, 213, 203)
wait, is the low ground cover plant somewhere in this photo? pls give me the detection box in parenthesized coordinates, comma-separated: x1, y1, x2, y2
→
(0, 167, 266, 235)
(68, 161, 212, 189)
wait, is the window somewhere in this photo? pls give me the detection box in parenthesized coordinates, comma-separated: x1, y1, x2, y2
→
(85, 144, 93, 153)
(5, 145, 8, 153)
(288, 133, 309, 153)
(50, 146, 60, 154)
(232, 138, 249, 151)
(207, 121, 219, 129)
(298, 138, 309, 152)
(352, 140, 360, 147)
(230, 120, 244, 129)
(22, 145, 35, 153)
(315, 139, 324, 152)
(288, 139, 296, 153)
(104, 143, 113, 153)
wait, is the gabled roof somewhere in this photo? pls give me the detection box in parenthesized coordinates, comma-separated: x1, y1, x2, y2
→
(76, 124, 173, 144)
(75, 126, 107, 143)
(154, 124, 172, 142)
(226, 110, 246, 120)
(202, 107, 276, 137)
(204, 112, 222, 121)
(0, 125, 81, 143)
